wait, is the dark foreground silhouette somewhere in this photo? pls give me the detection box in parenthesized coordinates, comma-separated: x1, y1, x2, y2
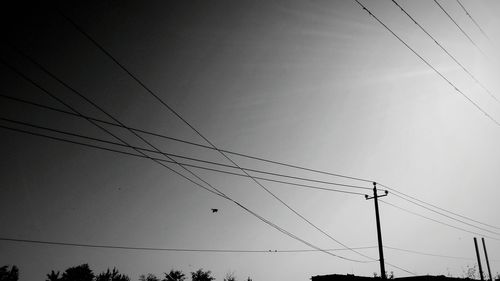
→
(0, 265, 18, 281)
(0, 263, 254, 281)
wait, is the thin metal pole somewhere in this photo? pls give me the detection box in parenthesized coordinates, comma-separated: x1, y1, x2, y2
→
(474, 237, 485, 281)
(373, 182, 386, 279)
(482, 238, 493, 281)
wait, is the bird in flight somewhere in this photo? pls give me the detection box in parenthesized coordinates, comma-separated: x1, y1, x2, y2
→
(211, 208, 218, 213)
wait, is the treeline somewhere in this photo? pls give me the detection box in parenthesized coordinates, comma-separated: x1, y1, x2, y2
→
(0, 264, 253, 281)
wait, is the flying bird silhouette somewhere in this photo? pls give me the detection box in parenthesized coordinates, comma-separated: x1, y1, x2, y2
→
(211, 208, 218, 213)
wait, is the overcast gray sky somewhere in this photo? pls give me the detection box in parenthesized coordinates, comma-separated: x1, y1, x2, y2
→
(2, 1, 500, 281)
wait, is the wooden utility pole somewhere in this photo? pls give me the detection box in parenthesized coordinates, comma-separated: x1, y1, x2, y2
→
(474, 237, 485, 281)
(366, 182, 389, 279)
(482, 238, 493, 281)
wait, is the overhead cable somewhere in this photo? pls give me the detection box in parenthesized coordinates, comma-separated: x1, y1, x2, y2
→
(0, 58, 223, 198)
(384, 245, 473, 261)
(379, 200, 500, 241)
(0, 58, 370, 264)
(353, 0, 500, 128)
(0, 121, 367, 196)
(55, 9, 377, 261)
(391, 0, 500, 104)
(0, 237, 483, 261)
(0, 94, 376, 185)
(379, 183, 500, 230)
(456, 0, 492, 43)
(390, 191, 500, 236)
(0, 237, 378, 253)
(5, 43, 229, 200)
(433, 0, 487, 57)
(0, 115, 370, 190)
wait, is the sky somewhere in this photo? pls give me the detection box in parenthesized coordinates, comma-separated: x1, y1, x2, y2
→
(1, 1, 500, 281)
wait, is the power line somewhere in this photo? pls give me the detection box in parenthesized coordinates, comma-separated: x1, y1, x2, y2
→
(0, 120, 367, 196)
(0, 237, 483, 261)
(55, 9, 377, 262)
(0, 116, 371, 192)
(0, 58, 221, 199)
(217, 149, 373, 183)
(386, 245, 500, 262)
(6, 114, 499, 253)
(379, 183, 500, 231)
(50, 6, 493, 274)
(0, 120, 411, 270)
(0, 128, 368, 263)
(0, 237, 378, 253)
(385, 263, 416, 276)
(1, 7, 487, 273)
(0, 60, 368, 263)
(1, 118, 369, 191)
(0, 114, 370, 191)
(5, 95, 470, 274)
(353, 0, 500, 128)
(5, 43, 230, 200)
(200, 193, 373, 263)
(0, 94, 376, 185)
(7, 93, 500, 237)
(1, 49, 348, 262)
(384, 245, 473, 261)
(0, 235, 414, 275)
(433, 0, 487, 57)
(379, 200, 500, 241)
(390, 0, 500, 104)
(390, 190, 500, 236)
(383, 245, 496, 262)
(455, 0, 493, 44)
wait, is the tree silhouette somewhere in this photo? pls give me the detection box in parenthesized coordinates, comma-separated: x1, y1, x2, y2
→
(163, 270, 185, 281)
(46, 270, 61, 281)
(372, 271, 394, 279)
(139, 273, 159, 281)
(61, 264, 94, 281)
(96, 268, 130, 281)
(462, 265, 478, 279)
(191, 269, 215, 281)
(223, 271, 236, 281)
(0, 265, 19, 281)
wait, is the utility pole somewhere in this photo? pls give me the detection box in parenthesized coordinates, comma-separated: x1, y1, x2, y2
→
(366, 182, 389, 279)
(482, 238, 493, 281)
(474, 237, 485, 281)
